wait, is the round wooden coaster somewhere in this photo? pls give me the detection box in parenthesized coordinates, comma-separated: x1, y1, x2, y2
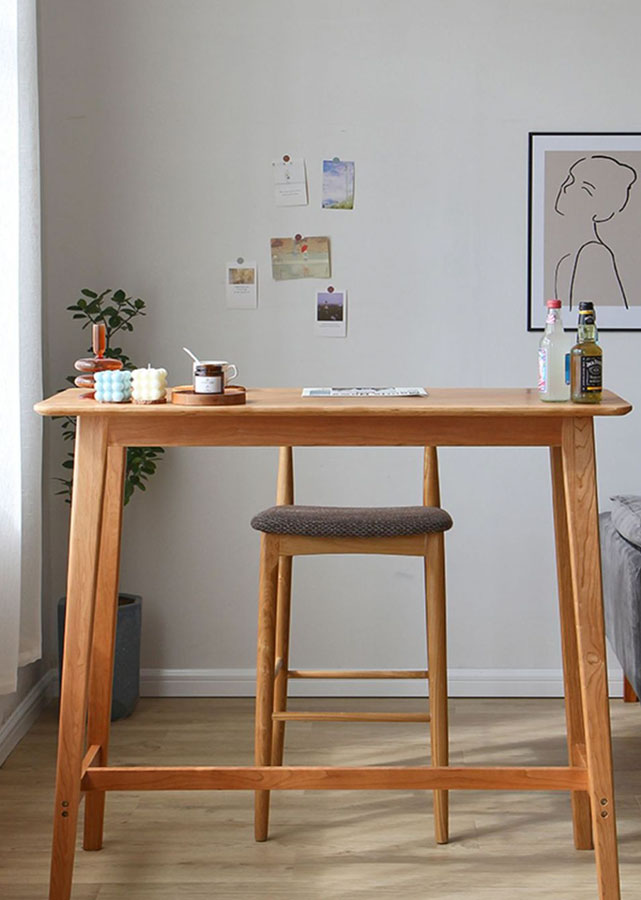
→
(170, 385, 247, 406)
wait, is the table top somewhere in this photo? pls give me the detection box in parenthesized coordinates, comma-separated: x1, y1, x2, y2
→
(35, 387, 632, 419)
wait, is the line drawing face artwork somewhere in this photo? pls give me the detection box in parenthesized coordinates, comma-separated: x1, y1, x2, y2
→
(529, 134, 641, 331)
(553, 155, 637, 309)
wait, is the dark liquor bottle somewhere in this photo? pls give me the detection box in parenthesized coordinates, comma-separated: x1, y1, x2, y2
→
(570, 301, 602, 403)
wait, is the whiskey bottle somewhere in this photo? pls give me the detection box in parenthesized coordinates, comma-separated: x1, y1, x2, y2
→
(570, 301, 602, 403)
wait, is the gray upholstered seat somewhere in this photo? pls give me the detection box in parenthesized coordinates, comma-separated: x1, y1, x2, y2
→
(251, 505, 453, 538)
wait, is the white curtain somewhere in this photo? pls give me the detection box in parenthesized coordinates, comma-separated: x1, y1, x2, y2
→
(0, 0, 42, 694)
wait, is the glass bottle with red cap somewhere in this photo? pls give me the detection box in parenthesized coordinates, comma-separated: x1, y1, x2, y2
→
(538, 299, 571, 401)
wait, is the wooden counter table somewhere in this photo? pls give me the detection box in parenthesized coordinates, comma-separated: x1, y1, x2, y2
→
(34, 386, 632, 900)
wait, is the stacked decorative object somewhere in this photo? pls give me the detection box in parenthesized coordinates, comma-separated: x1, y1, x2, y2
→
(73, 323, 123, 397)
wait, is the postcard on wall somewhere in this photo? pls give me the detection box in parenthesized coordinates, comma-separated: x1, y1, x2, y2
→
(270, 236, 331, 280)
(315, 289, 346, 337)
(226, 261, 257, 308)
(529, 132, 641, 331)
(322, 159, 355, 209)
(272, 157, 308, 206)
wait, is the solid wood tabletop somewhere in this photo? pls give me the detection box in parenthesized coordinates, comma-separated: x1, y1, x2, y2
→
(34, 387, 632, 418)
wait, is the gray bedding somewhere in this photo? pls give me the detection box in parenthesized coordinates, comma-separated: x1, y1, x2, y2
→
(600, 511, 641, 698)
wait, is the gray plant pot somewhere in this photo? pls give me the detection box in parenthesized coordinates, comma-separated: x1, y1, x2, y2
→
(57, 593, 142, 721)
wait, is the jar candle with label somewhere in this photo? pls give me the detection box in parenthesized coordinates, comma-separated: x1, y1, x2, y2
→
(194, 363, 224, 394)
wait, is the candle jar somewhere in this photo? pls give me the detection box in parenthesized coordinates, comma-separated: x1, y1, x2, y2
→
(194, 363, 224, 394)
(94, 370, 133, 403)
(131, 367, 168, 404)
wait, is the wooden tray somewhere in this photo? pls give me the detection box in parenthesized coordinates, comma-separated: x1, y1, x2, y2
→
(170, 385, 247, 406)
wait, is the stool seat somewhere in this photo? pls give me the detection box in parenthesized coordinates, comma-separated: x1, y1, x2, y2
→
(251, 504, 453, 538)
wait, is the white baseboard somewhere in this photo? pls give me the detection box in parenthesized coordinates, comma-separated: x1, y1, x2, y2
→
(1, 665, 624, 767)
(0, 669, 56, 766)
(141, 667, 625, 699)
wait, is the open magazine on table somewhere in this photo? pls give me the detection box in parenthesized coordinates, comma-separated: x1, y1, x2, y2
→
(302, 387, 428, 398)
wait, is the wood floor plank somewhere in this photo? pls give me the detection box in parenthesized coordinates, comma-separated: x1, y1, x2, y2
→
(2, 698, 640, 899)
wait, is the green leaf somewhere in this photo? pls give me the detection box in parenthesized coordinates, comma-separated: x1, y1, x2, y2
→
(134, 299, 145, 309)
(81, 289, 98, 298)
(113, 289, 126, 302)
(62, 460, 74, 469)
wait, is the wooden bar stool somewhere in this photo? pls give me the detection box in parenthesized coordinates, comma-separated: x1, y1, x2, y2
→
(251, 446, 452, 843)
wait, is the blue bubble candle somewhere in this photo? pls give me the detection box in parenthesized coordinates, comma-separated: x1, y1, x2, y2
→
(94, 369, 133, 403)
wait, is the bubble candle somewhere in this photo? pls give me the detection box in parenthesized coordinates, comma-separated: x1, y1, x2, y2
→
(94, 369, 133, 403)
(131, 366, 168, 404)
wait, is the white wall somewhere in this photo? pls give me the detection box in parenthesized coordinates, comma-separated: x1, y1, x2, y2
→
(38, 0, 641, 695)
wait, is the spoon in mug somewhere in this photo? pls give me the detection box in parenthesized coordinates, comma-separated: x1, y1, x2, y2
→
(183, 347, 200, 364)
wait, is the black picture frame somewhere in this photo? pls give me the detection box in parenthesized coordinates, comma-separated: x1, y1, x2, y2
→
(528, 132, 641, 332)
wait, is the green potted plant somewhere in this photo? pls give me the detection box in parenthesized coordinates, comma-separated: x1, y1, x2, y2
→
(56, 288, 164, 719)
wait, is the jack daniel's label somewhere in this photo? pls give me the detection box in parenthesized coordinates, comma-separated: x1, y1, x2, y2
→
(580, 356, 602, 392)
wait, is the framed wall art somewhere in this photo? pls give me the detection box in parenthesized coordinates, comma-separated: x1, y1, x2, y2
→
(528, 132, 641, 330)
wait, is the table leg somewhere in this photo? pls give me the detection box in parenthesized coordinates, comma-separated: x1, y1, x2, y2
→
(49, 418, 108, 900)
(254, 534, 279, 841)
(561, 418, 620, 900)
(550, 446, 593, 850)
(84, 446, 127, 850)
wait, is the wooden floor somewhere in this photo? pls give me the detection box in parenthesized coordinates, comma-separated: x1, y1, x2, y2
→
(1, 697, 641, 899)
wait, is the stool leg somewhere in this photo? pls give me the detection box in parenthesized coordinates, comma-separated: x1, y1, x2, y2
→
(254, 534, 280, 841)
(272, 555, 293, 767)
(83, 446, 126, 851)
(425, 531, 449, 844)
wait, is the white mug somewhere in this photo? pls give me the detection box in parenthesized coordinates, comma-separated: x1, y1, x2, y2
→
(193, 360, 238, 385)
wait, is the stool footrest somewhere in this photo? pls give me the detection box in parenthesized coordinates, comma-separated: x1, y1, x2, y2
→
(272, 711, 430, 723)
(287, 669, 428, 679)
